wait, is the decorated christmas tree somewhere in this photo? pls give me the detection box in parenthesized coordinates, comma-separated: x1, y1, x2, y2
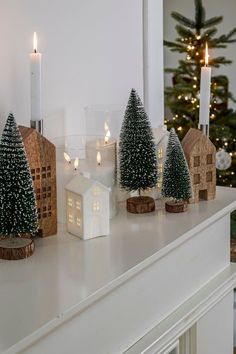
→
(119, 89, 158, 213)
(164, 0, 236, 188)
(0, 113, 38, 237)
(162, 128, 192, 212)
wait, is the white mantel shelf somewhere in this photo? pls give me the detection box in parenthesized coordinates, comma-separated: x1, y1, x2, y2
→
(1, 186, 236, 354)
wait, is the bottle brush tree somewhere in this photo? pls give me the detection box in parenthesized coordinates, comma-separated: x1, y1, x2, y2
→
(162, 128, 192, 212)
(0, 113, 38, 237)
(119, 89, 158, 213)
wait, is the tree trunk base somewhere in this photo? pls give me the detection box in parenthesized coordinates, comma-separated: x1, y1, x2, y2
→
(165, 200, 187, 213)
(0, 237, 35, 260)
(127, 196, 155, 214)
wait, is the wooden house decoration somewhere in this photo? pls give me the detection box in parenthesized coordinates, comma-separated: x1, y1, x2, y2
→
(19, 126, 57, 237)
(181, 128, 216, 203)
(66, 175, 110, 240)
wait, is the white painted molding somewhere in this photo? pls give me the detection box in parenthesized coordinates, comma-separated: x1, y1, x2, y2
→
(125, 264, 236, 354)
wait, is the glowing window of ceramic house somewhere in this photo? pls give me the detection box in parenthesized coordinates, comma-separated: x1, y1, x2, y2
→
(158, 148, 163, 159)
(75, 199, 81, 210)
(68, 197, 73, 207)
(93, 201, 100, 212)
(68, 214, 74, 223)
(93, 186, 101, 196)
(76, 217, 81, 227)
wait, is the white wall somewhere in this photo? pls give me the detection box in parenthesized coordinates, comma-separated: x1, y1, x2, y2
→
(0, 0, 143, 138)
(164, 0, 236, 114)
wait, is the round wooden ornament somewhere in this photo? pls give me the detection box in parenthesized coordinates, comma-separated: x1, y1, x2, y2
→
(165, 200, 187, 213)
(0, 237, 35, 260)
(127, 196, 155, 214)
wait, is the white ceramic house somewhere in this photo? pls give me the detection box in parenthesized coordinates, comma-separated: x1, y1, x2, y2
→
(66, 175, 110, 240)
(153, 125, 170, 190)
(142, 125, 170, 200)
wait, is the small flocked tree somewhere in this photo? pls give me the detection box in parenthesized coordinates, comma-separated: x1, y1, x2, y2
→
(0, 113, 38, 237)
(119, 89, 158, 196)
(162, 128, 192, 203)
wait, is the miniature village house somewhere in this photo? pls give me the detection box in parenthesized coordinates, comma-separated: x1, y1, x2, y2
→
(181, 128, 216, 203)
(152, 125, 169, 191)
(142, 125, 169, 200)
(19, 126, 57, 237)
(66, 175, 110, 240)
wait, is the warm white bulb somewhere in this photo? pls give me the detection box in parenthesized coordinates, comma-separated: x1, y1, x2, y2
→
(64, 152, 71, 163)
(74, 157, 79, 170)
(97, 151, 102, 165)
(33, 32, 38, 53)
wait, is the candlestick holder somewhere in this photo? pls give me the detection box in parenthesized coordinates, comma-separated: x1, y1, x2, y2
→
(199, 124, 209, 137)
(30, 119, 43, 135)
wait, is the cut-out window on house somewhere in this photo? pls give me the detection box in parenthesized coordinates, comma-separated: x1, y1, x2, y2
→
(76, 200, 81, 210)
(42, 167, 46, 172)
(93, 201, 100, 212)
(68, 214, 73, 223)
(68, 198, 73, 207)
(76, 217, 81, 227)
(194, 156, 200, 167)
(158, 148, 163, 159)
(207, 154, 213, 164)
(194, 174, 200, 184)
(206, 171, 213, 182)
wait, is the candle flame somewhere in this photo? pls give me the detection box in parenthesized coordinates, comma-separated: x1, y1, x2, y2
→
(64, 152, 71, 163)
(205, 42, 209, 66)
(104, 129, 111, 144)
(96, 151, 102, 165)
(74, 157, 79, 170)
(104, 121, 109, 131)
(33, 32, 38, 53)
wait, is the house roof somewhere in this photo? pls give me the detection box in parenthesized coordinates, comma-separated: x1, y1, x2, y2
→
(66, 174, 110, 195)
(181, 128, 216, 155)
(19, 126, 55, 148)
(152, 126, 169, 145)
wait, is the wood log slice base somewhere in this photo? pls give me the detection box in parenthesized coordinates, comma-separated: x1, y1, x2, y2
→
(127, 196, 155, 214)
(165, 200, 187, 213)
(0, 237, 35, 260)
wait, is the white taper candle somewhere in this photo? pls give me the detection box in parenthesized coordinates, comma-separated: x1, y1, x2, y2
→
(30, 32, 42, 122)
(199, 43, 211, 126)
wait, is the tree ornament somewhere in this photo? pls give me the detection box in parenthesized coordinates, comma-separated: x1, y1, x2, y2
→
(119, 89, 158, 213)
(162, 128, 192, 212)
(0, 113, 38, 247)
(216, 149, 232, 170)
